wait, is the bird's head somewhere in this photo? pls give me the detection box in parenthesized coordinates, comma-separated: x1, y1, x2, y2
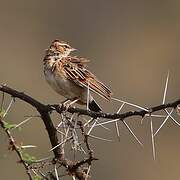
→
(50, 39, 76, 57)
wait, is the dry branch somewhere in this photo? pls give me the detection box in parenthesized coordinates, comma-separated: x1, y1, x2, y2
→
(1, 85, 180, 121)
(0, 84, 180, 180)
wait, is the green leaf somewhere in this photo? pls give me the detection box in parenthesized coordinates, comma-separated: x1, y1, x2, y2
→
(33, 175, 42, 180)
(3, 121, 16, 130)
(21, 152, 37, 165)
(0, 108, 5, 118)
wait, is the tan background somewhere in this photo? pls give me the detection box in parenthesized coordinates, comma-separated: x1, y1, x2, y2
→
(0, 0, 180, 179)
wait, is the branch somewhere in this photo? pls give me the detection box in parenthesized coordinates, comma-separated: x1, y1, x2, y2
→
(0, 85, 61, 159)
(0, 85, 98, 179)
(1, 84, 180, 180)
(1, 85, 179, 123)
(0, 117, 33, 180)
(50, 99, 180, 120)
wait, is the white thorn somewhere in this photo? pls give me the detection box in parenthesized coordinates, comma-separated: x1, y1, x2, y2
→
(85, 165, 91, 180)
(86, 81, 90, 111)
(87, 120, 97, 135)
(162, 71, 169, 104)
(150, 117, 156, 160)
(21, 145, 37, 149)
(84, 118, 94, 127)
(123, 120, 143, 147)
(115, 121, 120, 141)
(54, 164, 60, 180)
(50, 136, 72, 151)
(165, 109, 180, 127)
(94, 119, 122, 127)
(2, 98, 14, 118)
(89, 134, 112, 142)
(112, 97, 148, 111)
(72, 176, 76, 180)
(94, 118, 110, 131)
(114, 102, 125, 140)
(154, 109, 173, 136)
(13, 117, 33, 129)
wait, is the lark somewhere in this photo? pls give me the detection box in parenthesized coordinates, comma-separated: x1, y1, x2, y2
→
(43, 39, 112, 112)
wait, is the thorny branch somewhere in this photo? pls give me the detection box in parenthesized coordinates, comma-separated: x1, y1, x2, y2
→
(0, 85, 99, 180)
(0, 84, 180, 179)
(1, 85, 180, 121)
(0, 116, 33, 179)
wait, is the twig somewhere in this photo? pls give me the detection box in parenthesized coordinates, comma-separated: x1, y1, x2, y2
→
(0, 117, 33, 180)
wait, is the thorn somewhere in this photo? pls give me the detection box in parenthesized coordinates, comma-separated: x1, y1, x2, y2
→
(86, 81, 90, 111)
(89, 134, 112, 142)
(85, 165, 91, 180)
(2, 98, 15, 118)
(94, 118, 110, 131)
(112, 97, 148, 111)
(115, 121, 120, 141)
(153, 109, 173, 136)
(123, 120, 143, 147)
(87, 120, 97, 135)
(117, 102, 125, 114)
(165, 109, 180, 127)
(150, 117, 156, 160)
(84, 118, 94, 127)
(140, 117, 144, 124)
(115, 102, 125, 141)
(162, 71, 169, 104)
(21, 145, 37, 149)
(145, 114, 166, 118)
(54, 164, 60, 180)
(50, 136, 72, 151)
(72, 176, 76, 180)
(94, 119, 122, 127)
(13, 117, 33, 129)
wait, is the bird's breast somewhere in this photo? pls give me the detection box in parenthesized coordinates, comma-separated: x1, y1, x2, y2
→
(43, 60, 87, 102)
(43, 60, 65, 91)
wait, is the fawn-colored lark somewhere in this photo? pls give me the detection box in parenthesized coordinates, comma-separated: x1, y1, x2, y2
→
(43, 39, 112, 112)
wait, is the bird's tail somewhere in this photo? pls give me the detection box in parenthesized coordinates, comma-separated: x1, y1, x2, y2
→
(89, 99, 102, 112)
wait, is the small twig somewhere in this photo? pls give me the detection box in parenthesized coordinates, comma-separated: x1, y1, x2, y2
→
(0, 117, 33, 180)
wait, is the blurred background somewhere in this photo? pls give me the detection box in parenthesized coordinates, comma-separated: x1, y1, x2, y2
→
(0, 0, 180, 179)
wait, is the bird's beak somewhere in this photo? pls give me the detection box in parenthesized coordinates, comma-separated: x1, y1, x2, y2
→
(70, 48, 77, 52)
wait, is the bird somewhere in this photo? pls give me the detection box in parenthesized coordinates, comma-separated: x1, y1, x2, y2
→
(43, 39, 112, 112)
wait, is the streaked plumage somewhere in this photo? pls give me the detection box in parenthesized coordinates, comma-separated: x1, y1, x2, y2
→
(43, 39, 112, 111)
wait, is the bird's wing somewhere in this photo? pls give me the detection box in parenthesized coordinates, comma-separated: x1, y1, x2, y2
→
(69, 56, 90, 64)
(62, 57, 112, 100)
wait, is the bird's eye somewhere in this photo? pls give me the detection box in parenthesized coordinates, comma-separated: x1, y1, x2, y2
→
(64, 45, 69, 48)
